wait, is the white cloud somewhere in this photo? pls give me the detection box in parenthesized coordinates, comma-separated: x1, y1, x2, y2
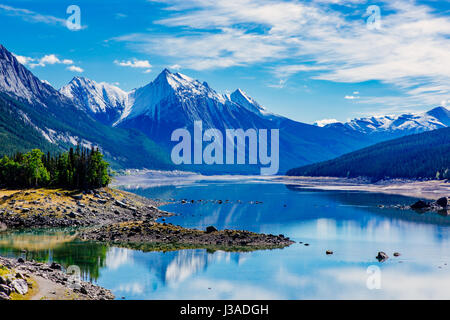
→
(14, 52, 83, 73)
(67, 65, 84, 73)
(13, 54, 34, 65)
(169, 64, 182, 70)
(114, 59, 152, 69)
(114, 58, 152, 73)
(115, 0, 450, 110)
(26, 54, 78, 69)
(345, 95, 359, 100)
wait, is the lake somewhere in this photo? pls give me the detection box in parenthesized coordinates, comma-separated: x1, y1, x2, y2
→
(1, 176, 450, 299)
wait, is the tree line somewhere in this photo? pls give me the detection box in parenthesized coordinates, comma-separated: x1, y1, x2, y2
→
(287, 127, 450, 181)
(0, 147, 111, 189)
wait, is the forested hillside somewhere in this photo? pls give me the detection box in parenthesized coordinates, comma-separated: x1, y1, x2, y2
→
(287, 127, 450, 180)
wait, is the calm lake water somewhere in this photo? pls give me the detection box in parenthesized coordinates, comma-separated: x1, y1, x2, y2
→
(1, 176, 450, 299)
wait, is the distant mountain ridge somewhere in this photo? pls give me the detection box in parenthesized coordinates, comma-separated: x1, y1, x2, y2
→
(317, 106, 450, 141)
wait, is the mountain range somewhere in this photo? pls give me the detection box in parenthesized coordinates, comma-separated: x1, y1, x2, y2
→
(1, 43, 448, 174)
(316, 106, 450, 141)
(0, 44, 170, 169)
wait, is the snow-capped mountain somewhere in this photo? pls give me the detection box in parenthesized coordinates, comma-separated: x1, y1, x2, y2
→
(114, 68, 372, 173)
(320, 107, 450, 140)
(0, 43, 170, 169)
(0, 44, 58, 105)
(60, 77, 128, 125)
(115, 69, 275, 142)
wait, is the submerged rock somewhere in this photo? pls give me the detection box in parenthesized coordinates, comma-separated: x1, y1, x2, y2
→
(436, 197, 449, 208)
(410, 200, 430, 210)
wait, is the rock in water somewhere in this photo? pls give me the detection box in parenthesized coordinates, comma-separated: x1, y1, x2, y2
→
(206, 226, 218, 233)
(436, 197, 449, 208)
(11, 279, 28, 295)
(410, 200, 430, 210)
(326, 250, 333, 255)
(376, 251, 389, 262)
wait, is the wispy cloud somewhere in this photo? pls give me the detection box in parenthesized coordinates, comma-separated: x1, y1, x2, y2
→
(114, 58, 152, 73)
(0, 4, 87, 29)
(0, 4, 66, 26)
(113, 0, 450, 110)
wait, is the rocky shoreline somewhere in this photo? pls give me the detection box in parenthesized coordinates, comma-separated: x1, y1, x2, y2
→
(0, 187, 296, 299)
(0, 256, 114, 300)
(78, 221, 295, 252)
(0, 187, 169, 230)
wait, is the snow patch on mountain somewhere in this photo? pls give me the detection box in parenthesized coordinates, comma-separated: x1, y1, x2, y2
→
(115, 69, 267, 127)
(60, 77, 127, 124)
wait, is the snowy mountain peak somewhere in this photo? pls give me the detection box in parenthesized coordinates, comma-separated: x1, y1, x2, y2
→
(60, 76, 127, 125)
(0, 44, 55, 104)
(230, 88, 266, 114)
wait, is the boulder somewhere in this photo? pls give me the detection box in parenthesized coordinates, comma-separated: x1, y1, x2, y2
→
(114, 200, 127, 208)
(436, 197, 449, 208)
(0, 284, 12, 295)
(0, 292, 10, 300)
(50, 262, 62, 270)
(410, 200, 430, 210)
(206, 226, 218, 233)
(376, 251, 389, 262)
(11, 279, 28, 295)
(71, 194, 83, 200)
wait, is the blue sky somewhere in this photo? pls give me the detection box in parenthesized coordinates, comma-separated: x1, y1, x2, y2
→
(0, 0, 449, 124)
